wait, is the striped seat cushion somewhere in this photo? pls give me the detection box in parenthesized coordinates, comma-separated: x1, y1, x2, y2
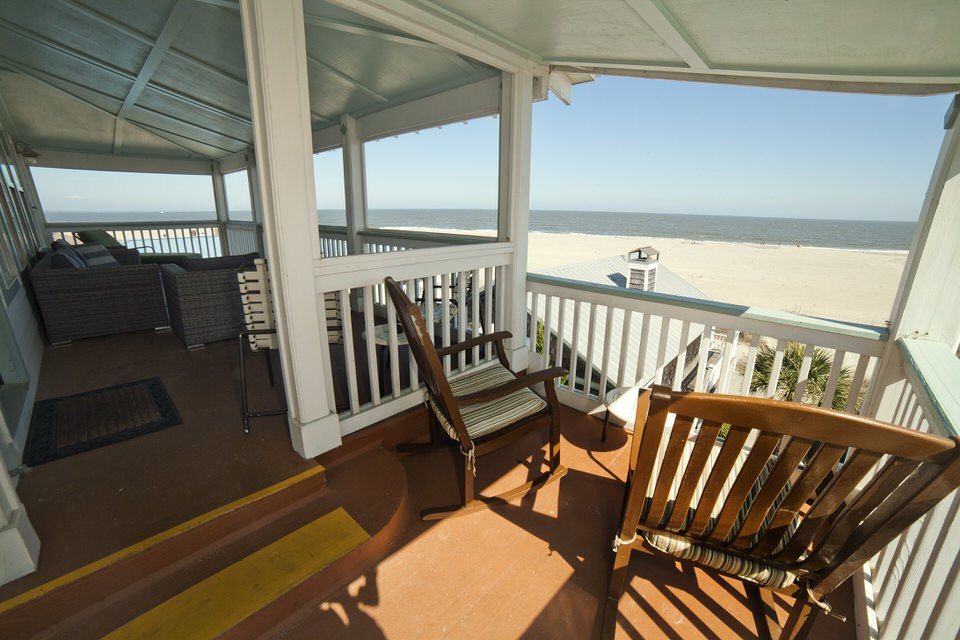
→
(427, 364, 547, 441)
(643, 455, 802, 589)
(645, 530, 797, 589)
(74, 243, 120, 268)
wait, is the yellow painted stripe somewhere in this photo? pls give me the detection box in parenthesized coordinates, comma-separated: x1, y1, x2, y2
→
(0, 465, 325, 615)
(104, 507, 368, 640)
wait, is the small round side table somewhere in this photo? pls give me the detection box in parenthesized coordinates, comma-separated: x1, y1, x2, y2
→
(601, 386, 641, 441)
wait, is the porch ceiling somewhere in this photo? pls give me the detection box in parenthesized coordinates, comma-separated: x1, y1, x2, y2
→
(0, 0, 497, 162)
(416, 0, 960, 91)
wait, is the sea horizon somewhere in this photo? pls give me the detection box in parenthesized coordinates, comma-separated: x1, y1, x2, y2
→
(45, 208, 916, 252)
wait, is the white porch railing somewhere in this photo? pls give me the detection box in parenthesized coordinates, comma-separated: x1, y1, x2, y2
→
(48, 221, 225, 258)
(315, 241, 512, 435)
(318, 224, 348, 257)
(318, 224, 494, 257)
(866, 337, 960, 640)
(224, 221, 260, 255)
(525, 273, 888, 415)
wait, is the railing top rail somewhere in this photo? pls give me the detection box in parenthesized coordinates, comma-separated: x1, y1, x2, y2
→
(358, 227, 495, 246)
(315, 241, 512, 292)
(317, 224, 348, 236)
(46, 220, 219, 230)
(527, 272, 889, 352)
(899, 336, 960, 437)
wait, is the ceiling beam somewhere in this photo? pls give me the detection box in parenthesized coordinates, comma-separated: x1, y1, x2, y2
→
(0, 89, 19, 137)
(56, 0, 250, 91)
(115, 0, 194, 153)
(552, 64, 960, 96)
(302, 11, 477, 75)
(32, 148, 214, 174)
(323, 0, 544, 74)
(622, 0, 708, 70)
(0, 19, 254, 130)
(305, 54, 389, 103)
(0, 56, 211, 158)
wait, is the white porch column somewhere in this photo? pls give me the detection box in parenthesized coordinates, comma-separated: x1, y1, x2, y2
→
(211, 163, 229, 255)
(497, 71, 534, 371)
(864, 96, 960, 422)
(239, 0, 341, 457)
(341, 114, 368, 256)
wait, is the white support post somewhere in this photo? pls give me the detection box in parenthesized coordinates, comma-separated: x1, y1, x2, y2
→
(864, 99, 960, 422)
(239, 0, 341, 457)
(245, 152, 266, 255)
(211, 163, 229, 255)
(497, 71, 534, 371)
(341, 114, 368, 257)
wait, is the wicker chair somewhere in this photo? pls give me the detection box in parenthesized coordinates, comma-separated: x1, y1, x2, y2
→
(384, 276, 567, 520)
(161, 264, 244, 348)
(30, 247, 169, 344)
(603, 385, 960, 640)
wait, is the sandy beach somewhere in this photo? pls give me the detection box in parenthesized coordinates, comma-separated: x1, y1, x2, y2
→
(396, 227, 907, 326)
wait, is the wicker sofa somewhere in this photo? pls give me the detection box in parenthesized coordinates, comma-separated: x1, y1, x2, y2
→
(160, 253, 258, 348)
(30, 246, 170, 343)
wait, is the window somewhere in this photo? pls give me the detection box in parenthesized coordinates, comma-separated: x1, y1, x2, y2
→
(0, 132, 39, 284)
(363, 118, 498, 233)
(314, 149, 345, 226)
(31, 168, 217, 223)
(224, 170, 252, 221)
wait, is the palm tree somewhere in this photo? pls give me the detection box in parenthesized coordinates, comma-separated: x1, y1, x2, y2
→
(747, 341, 858, 411)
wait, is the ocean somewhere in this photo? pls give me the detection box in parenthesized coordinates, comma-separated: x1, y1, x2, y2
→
(48, 209, 915, 252)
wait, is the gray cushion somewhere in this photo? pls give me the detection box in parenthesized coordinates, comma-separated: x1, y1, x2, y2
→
(427, 364, 547, 440)
(181, 252, 258, 272)
(74, 243, 120, 268)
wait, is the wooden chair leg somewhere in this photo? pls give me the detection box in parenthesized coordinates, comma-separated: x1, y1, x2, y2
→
(549, 411, 561, 473)
(601, 543, 634, 640)
(780, 597, 817, 640)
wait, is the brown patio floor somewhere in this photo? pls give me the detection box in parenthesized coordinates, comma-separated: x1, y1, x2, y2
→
(0, 329, 314, 601)
(2, 330, 857, 638)
(299, 404, 857, 640)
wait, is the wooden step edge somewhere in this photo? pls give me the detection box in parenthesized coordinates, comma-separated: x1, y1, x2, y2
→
(100, 507, 370, 640)
(29, 482, 332, 640)
(222, 456, 415, 640)
(0, 464, 326, 618)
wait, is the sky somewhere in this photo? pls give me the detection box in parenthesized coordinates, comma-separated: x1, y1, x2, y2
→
(32, 76, 953, 222)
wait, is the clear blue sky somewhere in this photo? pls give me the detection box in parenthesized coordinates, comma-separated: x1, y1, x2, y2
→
(33, 76, 953, 222)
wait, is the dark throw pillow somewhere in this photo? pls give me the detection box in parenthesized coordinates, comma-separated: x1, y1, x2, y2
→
(181, 252, 259, 272)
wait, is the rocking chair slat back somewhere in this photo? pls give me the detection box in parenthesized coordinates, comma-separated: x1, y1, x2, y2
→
(383, 277, 471, 447)
(625, 386, 960, 600)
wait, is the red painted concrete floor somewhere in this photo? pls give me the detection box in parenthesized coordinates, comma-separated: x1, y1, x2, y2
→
(288, 405, 857, 640)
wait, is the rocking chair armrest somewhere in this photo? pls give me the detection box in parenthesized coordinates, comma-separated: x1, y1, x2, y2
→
(436, 331, 512, 357)
(456, 366, 566, 406)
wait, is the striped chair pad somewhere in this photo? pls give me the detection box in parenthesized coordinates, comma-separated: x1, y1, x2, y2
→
(428, 364, 547, 441)
(645, 530, 797, 589)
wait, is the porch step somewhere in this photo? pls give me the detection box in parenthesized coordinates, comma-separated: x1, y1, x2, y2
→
(0, 464, 329, 640)
(103, 507, 369, 640)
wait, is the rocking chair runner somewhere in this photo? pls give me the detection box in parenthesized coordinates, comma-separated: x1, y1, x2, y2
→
(383, 276, 568, 521)
(603, 385, 960, 640)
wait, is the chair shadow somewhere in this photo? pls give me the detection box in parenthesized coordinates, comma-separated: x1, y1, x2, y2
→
(311, 569, 387, 640)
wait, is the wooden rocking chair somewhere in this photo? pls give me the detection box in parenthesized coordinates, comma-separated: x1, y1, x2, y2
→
(383, 276, 568, 521)
(603, 385, 960, 640)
